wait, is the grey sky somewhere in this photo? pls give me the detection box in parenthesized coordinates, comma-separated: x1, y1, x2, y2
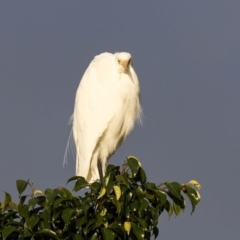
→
(1, 1, 240, 239)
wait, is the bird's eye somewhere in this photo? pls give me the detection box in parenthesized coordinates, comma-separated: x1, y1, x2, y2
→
(118, 60, 120, 63)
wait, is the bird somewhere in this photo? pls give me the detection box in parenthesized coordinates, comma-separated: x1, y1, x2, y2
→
(65, 52, 142, 183)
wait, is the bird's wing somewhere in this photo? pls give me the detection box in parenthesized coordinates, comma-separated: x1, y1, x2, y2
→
(73, 54, 116, 178)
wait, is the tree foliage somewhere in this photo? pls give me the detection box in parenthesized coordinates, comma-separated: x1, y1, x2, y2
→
(0, 156, 201, 239)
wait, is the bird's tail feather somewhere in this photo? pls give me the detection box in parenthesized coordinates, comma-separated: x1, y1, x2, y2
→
(63, 127, 76, 167)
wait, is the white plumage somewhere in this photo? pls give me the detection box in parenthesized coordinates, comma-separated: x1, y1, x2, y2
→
(68, 52, 141, 183)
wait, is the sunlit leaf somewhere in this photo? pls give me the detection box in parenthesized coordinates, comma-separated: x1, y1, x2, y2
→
(113, 185, 121, 200)
(100, 207, 107, 216)
(34, 189, 43, 196)
(124, 221, 131, 235)
(184, 186, 201, 214)
(187, 180, 201, 190)
(97, 187, 106, 199)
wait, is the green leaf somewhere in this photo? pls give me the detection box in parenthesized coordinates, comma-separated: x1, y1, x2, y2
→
(127, 156, 140, 176)
(155, 189, 167, 205)
(106, 164, 120, 175)
(19, 204, 30, 218)
(130, 200, 139, 212)
(45, 188, 58, 204)
(28, 198, 38, 209)
(89, 233, 98, 240)
(58, 187, 72, 198)
(138, 199, 149, 218)
(164, 200, 173, 219)
(173, 202, 181, 216)
(24, 228, 33, 237)
(16, 180, 28, 196)
(102, 228, 116, 240)
(62, 208, 73, 224)
(76, 216, 87, 228)
(2, 226, 17, 240)
(184, 186, 201, 214)
(144, 182, 157, 191)
(3, 191, 12, 208)
(153, 226, 159, 239)
(35, 195, 47, 208)
(4, 221, 23, 228)
(108, 222, 125, 238)
(73, 234, 84, 240)
(40, 220, 51, 230)
(111, 196, 121, 215)
(131, 222, 145, 240)
(26, 215, 39, 229)
(85, 218, 95, 234)
(165, 182, 182, 201)
(34, 229, 59, 240)
(8, 201, 18, 210)
(73, 177, 89, 191)
(53, 197, 71, 209)
(137, 167, 147, 183)
(95, 214, 103, 227)
(116, 174, 130, 188)
(136, 186, 144, 199)
(90, 181, 101, 193)
(18, 195, 27, 211)
(67, 175, 83, 184)
(23, 228, 33, 239)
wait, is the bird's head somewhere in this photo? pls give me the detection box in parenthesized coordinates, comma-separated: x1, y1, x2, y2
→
(115, 52, 132, 73)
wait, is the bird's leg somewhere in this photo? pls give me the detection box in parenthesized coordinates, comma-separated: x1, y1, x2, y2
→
(97, 159, 104, 183)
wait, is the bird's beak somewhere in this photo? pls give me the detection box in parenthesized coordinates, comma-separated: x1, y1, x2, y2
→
(120, 60, 130, 70)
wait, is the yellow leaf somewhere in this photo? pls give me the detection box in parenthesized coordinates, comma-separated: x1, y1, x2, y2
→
(188, 180, 201, 190)
(103, 221, 108, 228)
(196, 190, 201, 201)
(34, 190, 44, 195)
(97, 187, 106, 199)
(124, 221, 131, 235)
(113, 185, 121, 200)
(100, 207, 107, 216)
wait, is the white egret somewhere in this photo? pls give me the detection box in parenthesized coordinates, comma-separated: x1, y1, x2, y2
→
(65, 52, 142, 183)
